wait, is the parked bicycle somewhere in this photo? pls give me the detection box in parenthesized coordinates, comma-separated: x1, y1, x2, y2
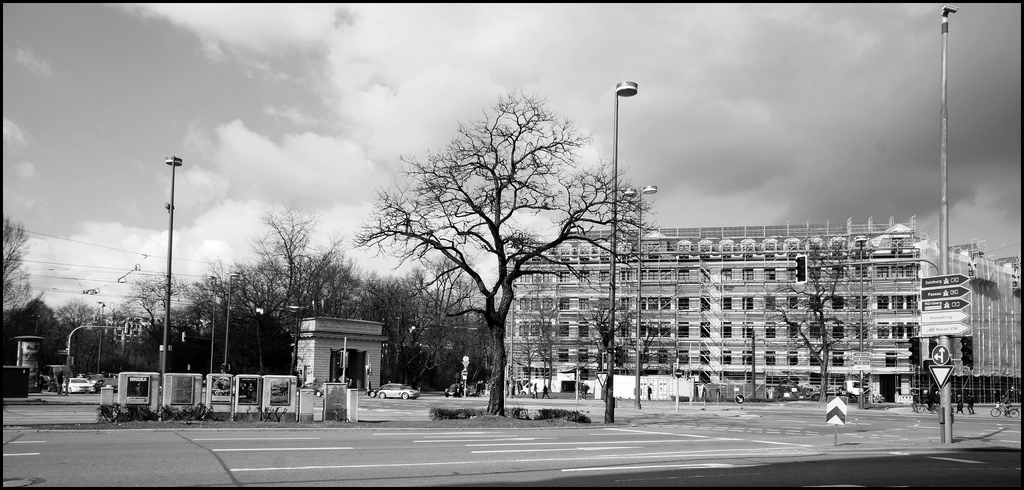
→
(990, 404, 1020, 418)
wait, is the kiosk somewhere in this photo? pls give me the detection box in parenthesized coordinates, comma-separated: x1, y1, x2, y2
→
(162, 373, 203, 407)
(231, 374, 262, 421)
(261, 375, 298, 422)
(117, 372, 160, 411)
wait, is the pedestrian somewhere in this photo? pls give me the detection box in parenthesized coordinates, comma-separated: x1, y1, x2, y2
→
(581, 383, 589, 400)
(955, 393, 964, 414)
(966, 391, 975, 414)
(531, 382, 537, 399)
(56, 371, 65, 396)
(542, 385, 550, 399)
(924, 389, 933, 411)
(647, 385, 653, 401)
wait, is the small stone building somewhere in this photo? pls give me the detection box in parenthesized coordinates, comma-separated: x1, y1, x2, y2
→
(295, 317, 386, 391)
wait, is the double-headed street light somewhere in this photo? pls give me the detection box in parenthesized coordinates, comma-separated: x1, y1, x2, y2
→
(624, 185, 657, 409)
(161, 156, 182, 384)
(608, 80, 638, 423)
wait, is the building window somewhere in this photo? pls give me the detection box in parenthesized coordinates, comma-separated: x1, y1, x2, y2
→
(679, 350, 690, 365)
(788, 324, 800, 338)
(742, 349, 753, 365)
(832, 325, 844, 339)
(885, 352, 898, 368)
(722, 269, 733, 281)
(832, 295, 845, 310)
(558, 298, 570, 310)
(876, 323, 890, 339)
(700, 322, 711, 338)
(578, 298, 590, 311)
(765, 296, 776, 310)
(701, 297, 711, 311)
(723, 350, 733, 365)
(558, 322, 570, 337)
(743, 268, 754, 281)
(877, 295, 890, 310)
(723, 322, 733, 338)
(788, 351, 799, 366)
(765, 324, 776, 338)
(658, 349, 669, 364)
(765, 351, 776, 366)
(678, 322, 690, 338)
(743, 297, 754, 310)
(558, 349, 569, 362)
(700, 349, 711, 364)
(678, 297, 690, 310)
(767, 269, 777, 281)
(788, 296, 800, 309)
(743, 324, 754, 339)
(577, 348, 589, 363)
(723, 297, 733, 310)
(832, 351, 844, 367)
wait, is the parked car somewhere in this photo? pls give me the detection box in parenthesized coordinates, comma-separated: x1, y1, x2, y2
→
(66, 377, 96, 394)
(376, 383, 420, 399)
(85, 374, 106, 392)
(445, 383, 464, 398)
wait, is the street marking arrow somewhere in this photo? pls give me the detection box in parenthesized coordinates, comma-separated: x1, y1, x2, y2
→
(929, 364, 954, 390)
(825, 396, 847, 425)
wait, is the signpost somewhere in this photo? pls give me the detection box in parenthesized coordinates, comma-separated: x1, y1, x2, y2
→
(852, 352, 871, 372)
(826, 396, 848, 447)
(919, 274, 971, 337)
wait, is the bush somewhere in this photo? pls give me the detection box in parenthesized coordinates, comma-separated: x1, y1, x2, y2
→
(97, 403, 215, 423)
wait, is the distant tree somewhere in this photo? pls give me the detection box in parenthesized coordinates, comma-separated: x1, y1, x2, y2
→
(357, 91, 626, 416)
(3, 215, 33, 311)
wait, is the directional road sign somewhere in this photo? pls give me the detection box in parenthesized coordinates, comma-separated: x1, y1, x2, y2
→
(931, 345, 951, 365)
(826, 396, 847, 425)
(921, 273, 970, 289)
(921, 298, 970, 311)
(921, 286, 971, 300)
(929, 364, 954, 390)
(921, 311, 969, 324)
(852, 353, 871, 371)
(920, 322, 971, 337)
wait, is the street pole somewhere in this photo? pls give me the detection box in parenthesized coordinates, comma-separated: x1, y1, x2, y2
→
(938, 4, 958, 445)
(222, 273, 238, 372)
(161, 156, 182, 388)
(208, 276, 217, 375)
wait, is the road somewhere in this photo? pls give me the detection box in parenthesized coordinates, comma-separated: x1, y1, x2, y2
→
(4, 393, 1020, 487)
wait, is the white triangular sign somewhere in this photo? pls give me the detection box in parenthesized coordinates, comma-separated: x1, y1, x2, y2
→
(929, 364, 954, 389)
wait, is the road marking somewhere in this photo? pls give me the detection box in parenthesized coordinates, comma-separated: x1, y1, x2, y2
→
(8, 441, 46, 444)
(929, 457, 985, 464)
(191, 437, 320, 441)
(3, 453, 40, 457)
(562, 463, 761, 472)
(414, 437, 548, 443)
(472, 446, 641, 453)
(750, 440, 814, 447)
(212, 447, 352, 452)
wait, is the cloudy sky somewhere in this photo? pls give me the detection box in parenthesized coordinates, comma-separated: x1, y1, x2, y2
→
(3, 3, 1020, 310)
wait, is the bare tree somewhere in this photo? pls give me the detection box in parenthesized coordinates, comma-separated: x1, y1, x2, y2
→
(772, 245, 862, 402)
(357, 91, 625, 416)
(3, 215, 33, 311)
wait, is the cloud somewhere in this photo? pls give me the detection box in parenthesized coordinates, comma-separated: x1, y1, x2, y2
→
(3, 43, 52, 76)
(3, 118, 29, 148)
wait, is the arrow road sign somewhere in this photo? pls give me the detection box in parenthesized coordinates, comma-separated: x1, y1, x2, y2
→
(920, 322, 971, 337)
(921, 286, 971, 300)
(921, 311, 969, 324)
(931, 345, 951, 365)
(921, 274, 970, 289)
(929, 364, 954, 390)
(826, 396, 847, 425)
(921, 298, 970, 311)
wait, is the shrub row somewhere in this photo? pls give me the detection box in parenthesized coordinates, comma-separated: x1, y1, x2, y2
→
(429, 406, 590, 423)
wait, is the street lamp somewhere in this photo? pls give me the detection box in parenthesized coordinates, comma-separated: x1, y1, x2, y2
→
(222, 272, 239, 372)
(607, 80, 637, 423)
(624, 185, 657, 409)
(161, 156, 182, 384)
(937, 3, 958, 445)
(854, 236, 869, 410)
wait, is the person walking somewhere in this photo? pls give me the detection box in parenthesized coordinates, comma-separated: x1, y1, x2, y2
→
(542, 385, 551, 399)
(955, 393, 964, 414)
(966, 391, 975, 414)
(581, 383, 589, 400)
(647, 385, 653, 401)
(55, 371, 65, 395)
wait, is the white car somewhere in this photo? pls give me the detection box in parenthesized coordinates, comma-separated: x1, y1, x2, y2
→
(66, 377, 95, 394)
(376, 383, 420, 399)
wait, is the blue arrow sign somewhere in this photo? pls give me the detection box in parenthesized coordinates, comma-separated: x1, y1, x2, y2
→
(921, 298, 970, 311)
(921, 286, 970, 300)
(921, 274, 970, 289)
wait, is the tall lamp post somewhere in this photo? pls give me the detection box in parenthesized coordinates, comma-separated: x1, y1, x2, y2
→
(607, 80, 638, 423)
(937, 4, 958, 445)
(161, 156, 182, 384)
(624, 185, 657, 409)
(222, 272, 239, 372)
(854, 236, 869, 410)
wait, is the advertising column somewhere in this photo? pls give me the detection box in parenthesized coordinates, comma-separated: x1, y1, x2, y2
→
(14, 336, 43, 393)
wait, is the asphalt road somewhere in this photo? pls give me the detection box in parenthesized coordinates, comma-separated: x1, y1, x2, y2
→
(4, 392, 1020, 487)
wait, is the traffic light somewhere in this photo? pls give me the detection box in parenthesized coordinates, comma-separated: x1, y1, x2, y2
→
(795, 255, 808, 284)
(908, 337, 920, 366)
(960, 336, 974, 368)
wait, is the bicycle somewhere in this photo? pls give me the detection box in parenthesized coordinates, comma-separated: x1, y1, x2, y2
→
(990, 404, 1020, 418)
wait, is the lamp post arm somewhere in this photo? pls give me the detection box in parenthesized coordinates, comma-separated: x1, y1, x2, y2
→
(66, 325, 120, 370)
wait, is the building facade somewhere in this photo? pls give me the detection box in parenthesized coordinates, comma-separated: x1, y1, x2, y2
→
(511, 218, 1021, 403)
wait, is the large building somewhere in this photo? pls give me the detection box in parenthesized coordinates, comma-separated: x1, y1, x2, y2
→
(510, 218, 1021, 403)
